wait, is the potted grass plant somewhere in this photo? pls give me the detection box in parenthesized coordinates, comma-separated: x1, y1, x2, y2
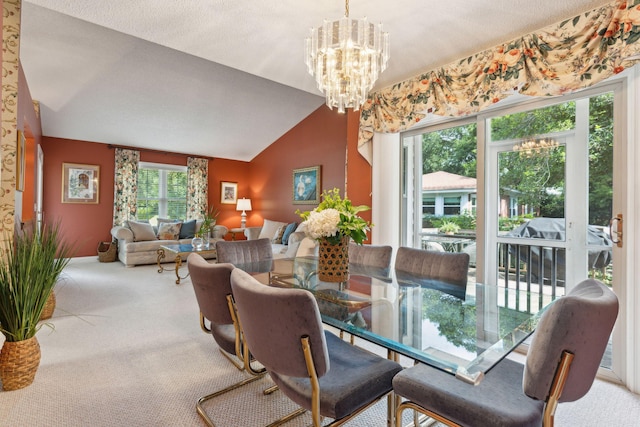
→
(0, 222, 72, 390)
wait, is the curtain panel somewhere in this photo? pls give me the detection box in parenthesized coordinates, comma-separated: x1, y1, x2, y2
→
(186, 157, 208, 220)
(358, 0, 640, 163)
(113, 148, 140, 226)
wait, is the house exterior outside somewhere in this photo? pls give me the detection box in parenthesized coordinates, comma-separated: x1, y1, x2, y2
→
(422, 171, 476, 217)
(423, 170, 536, 219)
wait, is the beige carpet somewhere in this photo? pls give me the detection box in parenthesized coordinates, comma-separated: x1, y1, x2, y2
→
(0, 257, 638, 426)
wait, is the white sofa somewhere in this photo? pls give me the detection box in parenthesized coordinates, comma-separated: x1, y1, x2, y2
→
(243, 219, 316, 259)
(110, 220, 228, 267)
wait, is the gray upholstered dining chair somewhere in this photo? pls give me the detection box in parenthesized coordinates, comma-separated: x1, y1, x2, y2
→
(392, 278, 619, 427)
(394, 246, 470, 299)
(186, 253, 266, 427)
(215, 238, 274, 283)
(348, 242, 393, 275)
(230, 267, 403, 427)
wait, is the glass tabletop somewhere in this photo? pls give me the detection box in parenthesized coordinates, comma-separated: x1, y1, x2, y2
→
(160, 244, 216, 254)
(261, 256, 553, 381)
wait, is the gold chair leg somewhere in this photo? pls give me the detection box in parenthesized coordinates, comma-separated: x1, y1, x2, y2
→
(196, 373, 266, 427)
(227, 294, 266, 376)
(543, 351, 574, 427)
(264, 408, 308, 427)
(200, 312, 212, 333)
(263, 384, 279, 395)
(218, 347, 245, 371)
(396, 401, 461, 427)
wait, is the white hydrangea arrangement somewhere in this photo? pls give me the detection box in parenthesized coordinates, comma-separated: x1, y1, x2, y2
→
(297, 188, 371, 245)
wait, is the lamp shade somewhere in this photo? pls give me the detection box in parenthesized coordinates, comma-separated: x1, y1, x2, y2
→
(236, 198, 252, 212)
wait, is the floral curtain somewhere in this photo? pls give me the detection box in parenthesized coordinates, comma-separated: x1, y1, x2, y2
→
(358, 0, 640, 163)
(186, 157, 208, 220)
(113, 148, 140, 226)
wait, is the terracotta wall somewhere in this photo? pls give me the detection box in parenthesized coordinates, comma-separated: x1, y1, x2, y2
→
(248, 106, 349, 226)
(209, 158, 251, 229)
(40, 138, 251, 256)
(345, 110, 372, 230)
(18, 63, 43, 223)
(40, 138, 116, 256)
(39, 105, 372, 257)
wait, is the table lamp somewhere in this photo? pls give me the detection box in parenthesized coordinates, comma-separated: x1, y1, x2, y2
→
(236, 198, 252, 228)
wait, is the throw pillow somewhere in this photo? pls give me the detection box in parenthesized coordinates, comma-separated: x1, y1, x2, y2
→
(179, 219, 197, 239)
(258, 219, 287, 240)
(281, 222, 298, 245)
(127, 220, 157, 242)
(157, 217, 179, 225)
(271, 225, 286, 244)
(157, 222, 182, 240)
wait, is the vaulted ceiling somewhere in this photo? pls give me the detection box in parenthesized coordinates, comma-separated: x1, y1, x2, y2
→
(19, 0, 612, 161)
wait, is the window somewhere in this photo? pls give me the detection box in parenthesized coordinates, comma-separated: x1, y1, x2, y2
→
(422, 196, 436, 215)
(443, 196, 461, 215)
(401, 121, 477, 247)
(137, 162, 188, 222)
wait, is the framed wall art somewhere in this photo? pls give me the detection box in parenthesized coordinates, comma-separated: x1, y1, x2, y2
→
(220, 181, 238, 204)
(16, 130, 26, 191)
(292, 165, 321, 204)
(62, 163, 100, 204)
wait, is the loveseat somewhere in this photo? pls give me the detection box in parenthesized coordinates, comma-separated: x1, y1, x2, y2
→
(110, 219, 228, 267)
(243, 219, 317, 259)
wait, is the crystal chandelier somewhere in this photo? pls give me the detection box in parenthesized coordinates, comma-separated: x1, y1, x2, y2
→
(305, 0, 390, 113)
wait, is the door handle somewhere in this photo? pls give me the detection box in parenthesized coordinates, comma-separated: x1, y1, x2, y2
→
(610, 214, 623, 248)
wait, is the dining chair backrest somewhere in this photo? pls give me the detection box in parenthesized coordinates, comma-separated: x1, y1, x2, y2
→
(395, 246, 470, 287)
(187, 253, 236, 353)
(523, 278, 618, 403)
(215, 238, 273, 273)
(230, 268, 329, 378)
(348, 243, 393, 270)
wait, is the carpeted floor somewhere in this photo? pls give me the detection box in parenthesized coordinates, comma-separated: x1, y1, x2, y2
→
(0, 257, 638, 426)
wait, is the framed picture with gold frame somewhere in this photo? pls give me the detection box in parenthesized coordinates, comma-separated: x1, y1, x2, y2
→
(292, 165, 321, 204)
(220, 181, 238, 204)
(62, 163, 100, 204)
(16, 130, 26, 191)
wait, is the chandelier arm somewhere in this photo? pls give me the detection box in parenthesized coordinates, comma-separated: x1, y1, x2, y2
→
(345, 0, 349, 18)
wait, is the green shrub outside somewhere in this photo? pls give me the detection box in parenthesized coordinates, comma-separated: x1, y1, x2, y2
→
(423, 212, 533, 233)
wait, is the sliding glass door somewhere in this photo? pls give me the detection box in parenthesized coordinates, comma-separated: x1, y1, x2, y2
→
(401, 83, 624, 374)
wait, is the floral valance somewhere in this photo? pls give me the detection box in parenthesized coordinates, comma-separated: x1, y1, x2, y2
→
(358, 0, 640, 163)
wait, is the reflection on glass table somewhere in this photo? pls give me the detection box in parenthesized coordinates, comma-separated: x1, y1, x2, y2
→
(238, 256, 554, 383)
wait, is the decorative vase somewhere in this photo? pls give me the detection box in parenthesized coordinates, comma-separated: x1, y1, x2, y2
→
(191, 237, 203, 250)
(40, 291, 56, 321)
(318, 236, 350, 282)
(0, 336, 41, 391)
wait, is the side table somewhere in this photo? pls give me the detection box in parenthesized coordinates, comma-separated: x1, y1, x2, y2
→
(229, 227, 246, 240)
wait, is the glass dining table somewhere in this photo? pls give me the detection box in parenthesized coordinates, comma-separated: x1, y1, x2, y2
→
(238, 256, 554, 384)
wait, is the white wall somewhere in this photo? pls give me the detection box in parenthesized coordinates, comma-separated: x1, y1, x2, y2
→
(371, 132, 401, 250)
(625, 65, 640, 393)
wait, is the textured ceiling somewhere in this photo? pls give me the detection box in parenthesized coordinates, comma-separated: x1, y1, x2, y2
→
(19, 0, 612, 161)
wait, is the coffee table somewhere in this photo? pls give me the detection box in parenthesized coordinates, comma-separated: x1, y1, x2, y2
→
(157, 244, 217, 284)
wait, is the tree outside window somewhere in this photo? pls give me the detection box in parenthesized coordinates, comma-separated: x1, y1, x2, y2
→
(137, 163, 187, 222)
